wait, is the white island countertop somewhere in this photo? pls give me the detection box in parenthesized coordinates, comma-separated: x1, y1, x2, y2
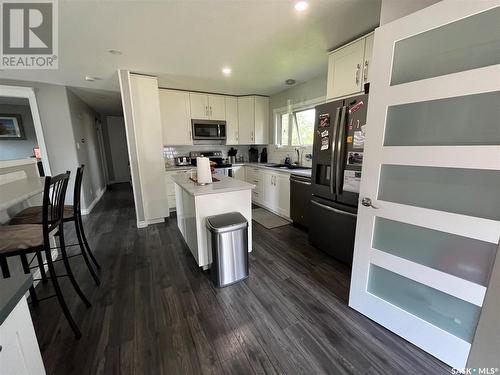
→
(171, 174, 254, 196)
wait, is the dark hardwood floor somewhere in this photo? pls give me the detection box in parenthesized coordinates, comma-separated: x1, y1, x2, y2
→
(30, 183, 450, 374)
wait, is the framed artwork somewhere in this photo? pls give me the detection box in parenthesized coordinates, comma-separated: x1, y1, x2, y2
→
(0, 114, 25, 139)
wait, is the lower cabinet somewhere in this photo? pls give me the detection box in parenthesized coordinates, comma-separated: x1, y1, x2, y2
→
(0, 297, 45, 375)
(246, 167, 290, 219)
(232, 165, 246, 181)
(165, 169, 191, 211)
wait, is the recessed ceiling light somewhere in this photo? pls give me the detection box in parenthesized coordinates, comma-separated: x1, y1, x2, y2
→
(295, 1, 308, 11)
(285, 79, 296, 85)
(222, 67, 232, 76)
(85, 76, 101, 82)
(108, 49, 122, 55)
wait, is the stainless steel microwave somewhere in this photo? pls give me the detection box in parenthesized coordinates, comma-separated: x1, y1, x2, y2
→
(191, 120, 226, 140)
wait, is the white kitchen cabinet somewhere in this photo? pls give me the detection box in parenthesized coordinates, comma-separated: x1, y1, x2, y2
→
(232, 165, 245, 181)
(159, 89, 192, 145)
(245, 166, 262, 204)
(189, 92, 209, 120)
(362, 33, 374, 85)
(165, 169, 191, 211)
(238, 96, 255, 144)
(225, 96, 239, 144)
(0, 297, 45, 375)
(208, 94, 226, 120)
(261, 170, 290, 218)
(189, 93, 225, 120)
(326, 32, 374, 101)
(275, 173, 290, 218)
(254, 96, 269, 144)
(237, 96, 269, 145)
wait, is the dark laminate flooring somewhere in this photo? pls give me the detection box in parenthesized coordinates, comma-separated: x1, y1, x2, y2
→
(30, 183, 450, 375)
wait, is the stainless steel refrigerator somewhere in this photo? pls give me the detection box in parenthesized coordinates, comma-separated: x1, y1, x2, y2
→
(309, 94, 368, 265)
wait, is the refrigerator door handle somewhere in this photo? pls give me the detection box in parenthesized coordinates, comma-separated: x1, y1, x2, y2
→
(330, 107, 341, 195)
(311, 200, 357, 218)
(335, 106, 347, 196)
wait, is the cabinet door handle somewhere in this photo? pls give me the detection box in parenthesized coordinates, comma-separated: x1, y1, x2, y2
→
(210, 106, 212, 116)
(355, 63, 361, 85)
(189, 130, 192, 140)
(363, 60, 369, 82)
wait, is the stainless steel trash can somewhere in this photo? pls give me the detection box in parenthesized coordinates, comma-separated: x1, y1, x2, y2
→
(206, 212, 249, 287)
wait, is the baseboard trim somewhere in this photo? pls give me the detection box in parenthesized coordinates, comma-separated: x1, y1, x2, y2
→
(136, 217, 166, 228)
(81, 186, 107, 215)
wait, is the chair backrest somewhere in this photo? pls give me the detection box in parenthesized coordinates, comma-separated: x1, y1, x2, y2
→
(42, 172, 70, 236)
(73, 165, 85, 213)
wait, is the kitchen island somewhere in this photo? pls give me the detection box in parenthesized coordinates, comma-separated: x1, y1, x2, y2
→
(171, 174, 254, 269)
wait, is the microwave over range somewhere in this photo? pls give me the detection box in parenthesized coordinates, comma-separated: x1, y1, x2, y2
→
(191, 119, 227, 141)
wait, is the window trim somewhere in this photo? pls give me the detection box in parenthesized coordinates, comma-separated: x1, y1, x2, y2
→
(273, 96, 325, 148)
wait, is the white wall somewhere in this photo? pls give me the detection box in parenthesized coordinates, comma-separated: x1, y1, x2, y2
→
(267, 73, 327, 166)
(0, 103, 37, 160)
(380, 0, 441, 25)
(104, 116, 129, 183)
(0, 79, 80, 203)
(66, 90, 106, 210)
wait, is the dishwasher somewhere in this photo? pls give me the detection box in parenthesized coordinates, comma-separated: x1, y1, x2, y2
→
(290, 174, 312, 229)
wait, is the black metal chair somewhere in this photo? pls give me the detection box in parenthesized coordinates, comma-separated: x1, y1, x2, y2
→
(0, 173, 90, 339)
(10, 165, 101, 286)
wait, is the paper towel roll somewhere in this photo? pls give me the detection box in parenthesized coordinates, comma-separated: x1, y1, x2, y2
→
(196, 157, 212, 184)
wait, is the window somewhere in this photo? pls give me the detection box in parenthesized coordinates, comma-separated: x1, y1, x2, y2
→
(277, 107, 315, 146)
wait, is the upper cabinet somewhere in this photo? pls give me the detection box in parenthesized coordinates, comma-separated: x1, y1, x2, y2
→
(158, 90, 269, 146)
(225, 96, 239, 144)
(189, 93, 226, 120)
(238, 96, 269, 145)
(326, 32, 374, 101)
(159, 89, 192, 145)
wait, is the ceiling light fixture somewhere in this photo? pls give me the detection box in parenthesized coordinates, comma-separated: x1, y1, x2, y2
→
(285, 79, 296, 85)
(108, 49, 123, 55)
(294, 1, 308, 11)
(85, 76, 102, 82)
(222, 67, 232, 76)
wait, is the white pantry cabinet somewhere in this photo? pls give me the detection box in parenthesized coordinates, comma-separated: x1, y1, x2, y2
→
(0, 297, 45, 375)
(237, 96, 269, 145)
(326, 32, 374, 101)
(189, 93, 226, 120)
(225, 96, 239, 144)
(159, 89, 192, 145)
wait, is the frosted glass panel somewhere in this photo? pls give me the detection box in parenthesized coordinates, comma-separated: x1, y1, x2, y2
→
(373, 217, 497, 286)
(391, 7, 500, 85)
(378, 165, 500, 221)
(384, 91, 500, 146)
(368, 265, 481, 342)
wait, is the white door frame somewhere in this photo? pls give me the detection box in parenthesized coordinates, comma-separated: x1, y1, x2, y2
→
(1, 84, 52, 176)
(348, 1, 500, 370)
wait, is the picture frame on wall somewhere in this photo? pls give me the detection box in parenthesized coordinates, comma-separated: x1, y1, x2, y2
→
(0, 114, 25, 140)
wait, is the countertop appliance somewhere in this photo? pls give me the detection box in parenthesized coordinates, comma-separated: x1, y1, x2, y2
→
(290, 174, 311, 229)
(174, 156, 191, 166)
(191, 120, 226, 141)
(249, 147, 259, 163)
(309, 94, 368, 265)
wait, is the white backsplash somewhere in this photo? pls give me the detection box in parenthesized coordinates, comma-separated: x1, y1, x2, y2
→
(164, 144, 313, 167)
(164, 144, 264, 167)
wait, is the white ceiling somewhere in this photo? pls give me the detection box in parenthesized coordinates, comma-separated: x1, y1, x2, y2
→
(0, 0, 381, 110)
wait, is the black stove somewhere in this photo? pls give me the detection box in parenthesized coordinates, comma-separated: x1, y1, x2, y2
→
(189, 151, 232, 168)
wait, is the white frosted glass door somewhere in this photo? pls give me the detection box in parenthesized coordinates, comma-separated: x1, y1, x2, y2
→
(349, 1, 500, 370)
